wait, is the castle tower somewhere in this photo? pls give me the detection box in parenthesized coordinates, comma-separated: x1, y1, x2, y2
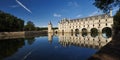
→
(48, 21, 53, 33)
(110, 8, 112, 16)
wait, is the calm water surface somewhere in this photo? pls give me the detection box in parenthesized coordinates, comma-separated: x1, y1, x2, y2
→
(0, 33, 111, 60)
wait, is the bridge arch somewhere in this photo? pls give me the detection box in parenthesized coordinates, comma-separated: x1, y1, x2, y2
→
(102, 27, 112, 38)
(62, 30, 64, 33)
(90, 28, 98, 37)
(82, 28, 87, 33)
(75, 29, 79, 34)
(71, 29, 73, 33)
(90, 28, 98, 33)
(81, 28, 87, 37)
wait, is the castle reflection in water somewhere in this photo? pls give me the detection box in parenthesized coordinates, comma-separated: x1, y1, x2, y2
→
(48, 33, 112, 49)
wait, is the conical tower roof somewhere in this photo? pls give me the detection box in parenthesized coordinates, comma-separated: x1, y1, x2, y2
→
(48, 21, 52, 25)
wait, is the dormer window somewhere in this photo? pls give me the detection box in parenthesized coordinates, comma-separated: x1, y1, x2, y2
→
(106, 19, 107, 21)
(105, 15, 108, 18)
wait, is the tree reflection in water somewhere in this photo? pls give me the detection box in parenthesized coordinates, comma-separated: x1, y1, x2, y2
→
(91, 28, 98, 38)
(0, 38, 25, 60)
(82, 32, 87, 37)
(0, 34, 42, 60)
(25, 37, 35, 45)
(91, 32, 98, 38)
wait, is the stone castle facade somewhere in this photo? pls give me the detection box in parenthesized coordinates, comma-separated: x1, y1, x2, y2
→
(48, 10, 113, 33)
(58, 14, 113, 33)
(48, 21, 58, 33)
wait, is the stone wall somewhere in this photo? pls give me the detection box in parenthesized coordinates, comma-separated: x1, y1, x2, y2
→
(0, 31, 48, 39)
(0, 32, 25, 36)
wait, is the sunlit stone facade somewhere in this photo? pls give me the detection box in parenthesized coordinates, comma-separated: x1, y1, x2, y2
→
(58, 14, 113, 33)
(48, 22, 53, 33)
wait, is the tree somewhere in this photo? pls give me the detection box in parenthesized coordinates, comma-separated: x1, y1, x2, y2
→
(93, 0, 120, 32)
(24, 21, 35, 31)
(113, 9, 120, 30)
(35, 27, 41, 31)
(93, 0, 120, 13)
(0, 10, 24, 32)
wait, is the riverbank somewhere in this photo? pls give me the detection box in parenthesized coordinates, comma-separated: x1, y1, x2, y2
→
(0, 31, 47, 39)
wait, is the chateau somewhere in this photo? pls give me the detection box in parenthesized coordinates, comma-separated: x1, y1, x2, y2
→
(48, 10, 113, 33)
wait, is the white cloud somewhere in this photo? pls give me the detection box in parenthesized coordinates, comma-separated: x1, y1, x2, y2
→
(40, 25, 47, 27)
(68, 2, 79, 7)
(89, 11, 98, 16)
(76, 14, 82, 18)
(16, 0, 32, 13)
(9, 5, 19, 8)
(53, 13, 61, 17)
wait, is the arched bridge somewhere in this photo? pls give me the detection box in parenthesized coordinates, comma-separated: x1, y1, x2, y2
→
(58, 14, 113, 33)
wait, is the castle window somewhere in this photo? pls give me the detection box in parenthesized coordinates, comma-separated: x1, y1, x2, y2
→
(106, 19, 107, 21)
(99, 24, 100, 26)
(106, 23, 107, 26)
(88, 25, 89, 27)
(105, 15, 108, 18)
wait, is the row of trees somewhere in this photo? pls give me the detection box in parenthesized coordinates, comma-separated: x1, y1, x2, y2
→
(0, 11, 24, 32)
(24, 21, 49, 31)
(0, 10, 51, 32)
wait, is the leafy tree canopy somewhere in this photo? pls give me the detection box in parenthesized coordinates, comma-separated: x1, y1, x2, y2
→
(93, 0, 120, 12)
(113, 9, 120, 29)
(0, 10, 24, 32)
(24, 21, 35, 31)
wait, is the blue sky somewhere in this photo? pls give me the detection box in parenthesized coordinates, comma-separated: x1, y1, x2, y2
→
(0, 0, 119, 27)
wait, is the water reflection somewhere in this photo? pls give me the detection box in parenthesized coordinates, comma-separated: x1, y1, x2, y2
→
(0, 32, 113, 60)
(82, 32, 88, 37)
(102, 32, 112, 38)
(0, 38, 25, 60)
(57, 33, 112, 49)
(102, 27, 112, 38)
(88, 33, 120, 60)
(91, 32, 98, 38)
(48, 33, 53, 44)
(0, 34, 47, 60)
(25, 37, 36, 45)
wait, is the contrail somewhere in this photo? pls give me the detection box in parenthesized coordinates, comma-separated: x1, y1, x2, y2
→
(16, 0, 32, 13)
